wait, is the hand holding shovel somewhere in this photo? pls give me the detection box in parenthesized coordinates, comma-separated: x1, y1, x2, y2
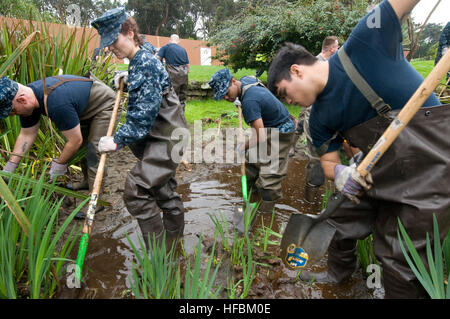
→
(280, 48, 450, 270)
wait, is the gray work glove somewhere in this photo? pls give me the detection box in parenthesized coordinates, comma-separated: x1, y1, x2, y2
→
(334, 164, 373, 205)
(234, 97, 241, 108)
(49, 159, 67, 181)
(2, 161, 18, 183)
(98, 136, 117, 152)
(3, 161, 18, 173)
(114, 71, 128, 91)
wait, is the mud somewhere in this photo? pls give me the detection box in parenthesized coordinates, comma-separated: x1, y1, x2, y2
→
(57, 130, 383, 299)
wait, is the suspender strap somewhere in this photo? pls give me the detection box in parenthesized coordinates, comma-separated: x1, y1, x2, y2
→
(46, 76, 93, 95)
(240, 76, 267, 100)
(337, 47, 391, 116)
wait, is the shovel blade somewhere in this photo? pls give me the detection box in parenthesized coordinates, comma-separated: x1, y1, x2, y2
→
(280, 213, 336, 270)
(233, 202, 258, 234)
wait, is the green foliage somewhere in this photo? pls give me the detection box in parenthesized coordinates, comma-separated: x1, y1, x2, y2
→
(0, 165, 83, 298)
(127, 232, 181, 299)
(210, 0, 368, 71)
(0, 16, 116, 175)
(127, 232, 222, 299)
(398, 214, 449, 299)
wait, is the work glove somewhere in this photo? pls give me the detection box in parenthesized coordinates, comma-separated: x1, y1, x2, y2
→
(234, 97, 241, 108)
(49, 159, 68, 181)
(334, 164, 373, 205)
(2, 161, 18, 183)
(3, 161, 18, 173)
(113, 71, 128, 91)
(236, 143, 246, 157)
(98, 136, 117, 152)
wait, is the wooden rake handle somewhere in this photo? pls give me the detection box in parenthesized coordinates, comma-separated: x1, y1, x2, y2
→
(82, 79, 124, 235)
(356, 49, 450, 178)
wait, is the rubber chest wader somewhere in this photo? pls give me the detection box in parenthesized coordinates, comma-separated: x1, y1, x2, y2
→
(123, 86, 188, 247)
(165, 64, 189, 112)
(240, 78, 296, 204)
(322, 47, 450, 298)
(46, 75, 117, 192)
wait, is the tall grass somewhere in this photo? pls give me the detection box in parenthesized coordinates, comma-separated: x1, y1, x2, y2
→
(398, 214, 450, 299)
(0, 165, 84, 298)
(0, 17, 116, 172)
(127, 232, 222, 299)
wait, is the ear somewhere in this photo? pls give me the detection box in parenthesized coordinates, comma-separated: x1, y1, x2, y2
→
(127, 30, 135, 40)
(16, 94, 27, 104)
(289, 64, 303, 79)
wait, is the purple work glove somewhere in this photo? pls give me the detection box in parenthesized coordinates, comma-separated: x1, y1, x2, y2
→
(49, 159, 67, 181)
(334, 164, 373, 204)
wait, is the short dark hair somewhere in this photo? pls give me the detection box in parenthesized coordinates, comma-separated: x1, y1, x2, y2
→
(322, 36, 338, 51)
(267, 42, 317, 96)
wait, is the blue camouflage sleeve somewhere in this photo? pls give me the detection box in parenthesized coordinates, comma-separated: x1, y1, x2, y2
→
(113, 51, 163, 147)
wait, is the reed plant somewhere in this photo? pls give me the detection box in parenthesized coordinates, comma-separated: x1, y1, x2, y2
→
(183, 234, 222, 298)
(127, 232, 181, 299)
(397, 214, 449, 299)
(127, 232, 223, 299)
(0, 16, 116, 173)
(0, 164, 84, 299)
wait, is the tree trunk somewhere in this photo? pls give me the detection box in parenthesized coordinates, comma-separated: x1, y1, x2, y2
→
(155, 1, 169, 36)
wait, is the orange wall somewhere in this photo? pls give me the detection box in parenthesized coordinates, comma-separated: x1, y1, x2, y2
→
(0, 16, 221, 66)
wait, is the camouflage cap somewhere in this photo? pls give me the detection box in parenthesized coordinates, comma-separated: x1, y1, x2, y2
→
(0, 76, 18, 119)
(209, 69, 233, 101)
(91, 7, 128, 49)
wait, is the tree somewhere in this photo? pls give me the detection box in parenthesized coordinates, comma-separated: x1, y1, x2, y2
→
(210, 0, 369, 72)
(127, 0, 188, 37)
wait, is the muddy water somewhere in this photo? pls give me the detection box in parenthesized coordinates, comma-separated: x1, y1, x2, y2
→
(58, 150, 382, 299)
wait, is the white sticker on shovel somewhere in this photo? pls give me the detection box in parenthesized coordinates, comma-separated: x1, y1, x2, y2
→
(372, 136, 386, 151)
(391, 117, 404, 130)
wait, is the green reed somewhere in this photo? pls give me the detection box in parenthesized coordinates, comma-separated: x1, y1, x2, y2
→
(398, 214, 449, 299)
(0, 164, 84, 298)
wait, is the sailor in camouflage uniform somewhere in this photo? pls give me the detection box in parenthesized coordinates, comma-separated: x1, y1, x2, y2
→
(92, 7, 188, 248)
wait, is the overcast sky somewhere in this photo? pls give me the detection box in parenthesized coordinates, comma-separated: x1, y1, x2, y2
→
(411, 0, 449, 26)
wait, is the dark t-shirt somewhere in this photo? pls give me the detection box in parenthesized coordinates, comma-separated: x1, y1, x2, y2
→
(240, 76, 290, 128)
(21, 75, 92, 131)
(157, 43, 189, 66)
(309, 0, 441, 153)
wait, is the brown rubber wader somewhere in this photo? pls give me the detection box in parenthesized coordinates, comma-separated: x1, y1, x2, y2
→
(245, 128, 296, 202)
(47, 75, 117, 193)
(123, 86, 188, 248)
(327, 104, 450, 298)
(165, 64, 189, 112)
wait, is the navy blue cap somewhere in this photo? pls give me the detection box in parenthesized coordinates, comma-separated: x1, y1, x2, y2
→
(0, 77, 18, 119)
(91, 7, 128, 49)
(209, 69, 233, 101)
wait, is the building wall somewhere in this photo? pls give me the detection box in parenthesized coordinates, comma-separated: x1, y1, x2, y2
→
(0, 16, 221, 66)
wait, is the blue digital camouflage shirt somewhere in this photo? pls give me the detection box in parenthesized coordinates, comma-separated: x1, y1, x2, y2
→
(113, 45, 171, 147)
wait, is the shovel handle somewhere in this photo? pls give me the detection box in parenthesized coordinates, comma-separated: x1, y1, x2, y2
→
(356, 49, 450, 178)
(81, 79, 124, 235)
(237, 105, 246, 176)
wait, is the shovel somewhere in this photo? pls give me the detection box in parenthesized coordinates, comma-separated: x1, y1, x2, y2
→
(233, 99, 258, 233)
(280, 49, 450, 270)
(75, 79, 124, 282)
